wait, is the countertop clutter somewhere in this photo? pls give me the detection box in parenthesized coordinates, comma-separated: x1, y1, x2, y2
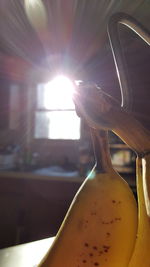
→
(0, 237, 54, 267)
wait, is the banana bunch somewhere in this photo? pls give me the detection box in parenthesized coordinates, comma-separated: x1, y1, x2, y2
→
(73, 84, 150, 267)
(38, 84, 150, 266)
(39, 83, 150, 267)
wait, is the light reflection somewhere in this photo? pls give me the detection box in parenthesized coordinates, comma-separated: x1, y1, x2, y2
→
(87, 167, 96, 179)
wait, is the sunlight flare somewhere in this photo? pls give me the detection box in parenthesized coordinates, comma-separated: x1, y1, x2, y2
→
(44, 75, 75, 109)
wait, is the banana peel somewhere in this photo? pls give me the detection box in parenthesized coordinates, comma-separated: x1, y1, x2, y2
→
(38, 130, 137, 267)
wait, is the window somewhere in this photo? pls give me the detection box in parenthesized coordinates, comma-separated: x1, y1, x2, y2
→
(34, 76, 80, 139)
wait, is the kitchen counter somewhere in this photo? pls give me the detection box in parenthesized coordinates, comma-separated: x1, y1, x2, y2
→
(0, 168, 83, 183)
(0, 237, 55, 267)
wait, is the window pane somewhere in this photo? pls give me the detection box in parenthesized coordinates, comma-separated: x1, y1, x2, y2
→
(9, 84, 20, 130)
(36, 77, 75, 110)
(35, 112, 50, 138)
(35, 111, 80, 140)
(36, 84, 46, 109)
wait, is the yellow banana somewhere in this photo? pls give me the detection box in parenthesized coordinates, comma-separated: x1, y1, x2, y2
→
(142, 154, 150, 217)
(128, 156, 150, 267)
(73, 84, 150, 267)
(38, 130, 137, 267)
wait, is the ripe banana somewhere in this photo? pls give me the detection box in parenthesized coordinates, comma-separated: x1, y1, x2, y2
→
(128, 156, 150, 267)
(73, 84, 150, 267)
(38, 130, 137, 267)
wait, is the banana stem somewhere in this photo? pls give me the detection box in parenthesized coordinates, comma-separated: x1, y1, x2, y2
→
(90, 129, 112, 173)
(74, 85, 150, 156)
(111, 109, 150, 156)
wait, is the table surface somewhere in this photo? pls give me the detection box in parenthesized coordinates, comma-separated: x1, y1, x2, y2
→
(0, 237, 55, 267)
